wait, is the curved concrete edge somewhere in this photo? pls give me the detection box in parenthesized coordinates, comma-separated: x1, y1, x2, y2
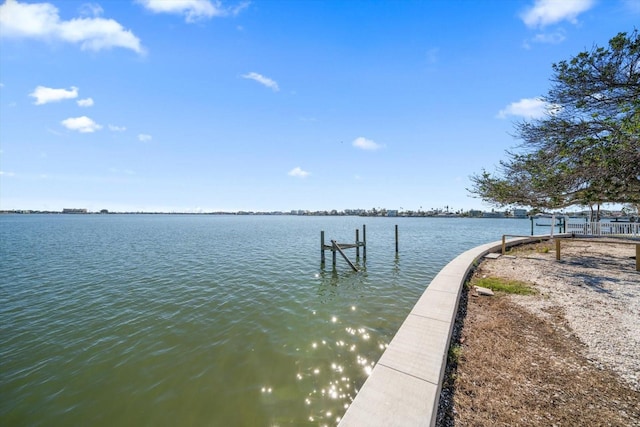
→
(338, 235, 558, 427)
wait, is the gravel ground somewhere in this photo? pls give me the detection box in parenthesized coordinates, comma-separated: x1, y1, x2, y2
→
(436, 238, 640, 426)
(478, 238, 640, 391)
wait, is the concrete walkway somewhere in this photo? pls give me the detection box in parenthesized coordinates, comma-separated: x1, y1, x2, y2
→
(338, 235, 552, 426)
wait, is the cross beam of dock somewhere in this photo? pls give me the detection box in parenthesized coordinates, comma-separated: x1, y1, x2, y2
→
(331, 240, 359, 271)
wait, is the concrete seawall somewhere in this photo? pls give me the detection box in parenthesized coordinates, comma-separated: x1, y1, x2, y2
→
(338, 235, 554, 427)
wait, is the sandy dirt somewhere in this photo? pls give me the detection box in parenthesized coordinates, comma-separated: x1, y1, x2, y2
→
(437, 238, 640, 426)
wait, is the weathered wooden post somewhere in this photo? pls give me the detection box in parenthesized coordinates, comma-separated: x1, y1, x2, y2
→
(555, 239, 561, 261)
(395, 224, 399, 254)
(321, 230, 326, 265)
(636, 244, 639, 272)
(362, 224, 367, 260)
(332, 240, 337, 268)
(502, 235, 506, 255)
(355, 228, 360, 259)
(530, 216, 534, 236)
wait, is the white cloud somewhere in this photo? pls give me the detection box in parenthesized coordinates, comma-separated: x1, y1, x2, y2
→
(61, 116, 102, 133)
(138, 133, 152, 142)
(77, 97, 94, 107)
(497, 98, 551, 119)
(0, 170, 16, 177)
(521, 0, 594, 28)
(108, 124, 126, 132)
(532, 31, 566, 44)
(137, 0, 248, 22)
(0, 0, 144, 53)
(352, 137, 384, 151)
(288, 167, 310, 178)
(242, 72, 280, 91)
(30, 85, 78, 105)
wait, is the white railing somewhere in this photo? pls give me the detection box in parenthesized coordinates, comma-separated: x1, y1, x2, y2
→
(567, 221, 640, 236)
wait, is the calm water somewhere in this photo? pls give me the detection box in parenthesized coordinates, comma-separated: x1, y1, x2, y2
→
(1, 215, 536, 426)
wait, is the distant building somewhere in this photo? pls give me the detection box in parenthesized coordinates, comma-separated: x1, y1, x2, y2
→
(387, 210, 398, 217)
(483, 211, 505, 218)
(512, 209, 528, 218)
(62, 208, 87, 214)
(469, 210, 483, 218)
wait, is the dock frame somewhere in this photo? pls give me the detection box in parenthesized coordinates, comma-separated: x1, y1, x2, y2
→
(321, 225, 366, 271)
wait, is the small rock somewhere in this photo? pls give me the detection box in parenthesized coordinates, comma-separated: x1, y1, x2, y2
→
(474, 286, 495, 296)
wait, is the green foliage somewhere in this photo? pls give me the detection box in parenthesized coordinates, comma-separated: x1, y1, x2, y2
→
(469, 30, 640, 209)
(475, 277, 537, 295)
(448, 343, 463, 365)
(506, 242, 552, 255)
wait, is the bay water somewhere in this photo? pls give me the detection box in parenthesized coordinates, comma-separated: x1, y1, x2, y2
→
(1, 215, 537, 426)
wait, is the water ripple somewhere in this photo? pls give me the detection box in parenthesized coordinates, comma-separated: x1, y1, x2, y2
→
(1, 214, 534, 426)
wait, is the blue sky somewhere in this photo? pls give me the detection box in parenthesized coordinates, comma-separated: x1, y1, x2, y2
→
(0, 0, 638, 213)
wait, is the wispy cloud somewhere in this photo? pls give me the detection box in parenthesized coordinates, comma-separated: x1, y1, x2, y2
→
(521, 0, 594, 28)
(109, 124, 126, 132)
(109, 167, 136, 175)
(137, 0, 249, 23)
(138, 133, 152, 142)
(0, 0, 144, 53)
(352, 137, 384, 151)
(523, 29, 567, 49)
(0, 170, 16, 177)
(288, 167, 310, 178)
(531, 30, 566, 44)
(61, 116, 102, 133)
(622, 0, 640, 14)
(30, 85, 78, 105)
(78, 3, 103, 17)
(77, 97, 94, 107)
(426, 47, 439, 65)
(497, 97, 556, 120)
(242, 72, 279, 91)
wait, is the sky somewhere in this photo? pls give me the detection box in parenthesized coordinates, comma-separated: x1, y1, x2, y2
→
(0, 0, 638, 213)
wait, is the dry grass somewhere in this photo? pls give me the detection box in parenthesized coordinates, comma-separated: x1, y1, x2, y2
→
(438, 265, 640, 426)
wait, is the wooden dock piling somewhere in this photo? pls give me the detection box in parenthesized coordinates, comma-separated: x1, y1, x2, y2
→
(363, 224, 367, 260)
(332, 241, 337, 266)
(395, 224, 398, 254)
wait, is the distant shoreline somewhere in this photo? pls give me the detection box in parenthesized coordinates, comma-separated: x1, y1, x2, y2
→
(1, 209, 626, 221)
(0, 210, 531, 218)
